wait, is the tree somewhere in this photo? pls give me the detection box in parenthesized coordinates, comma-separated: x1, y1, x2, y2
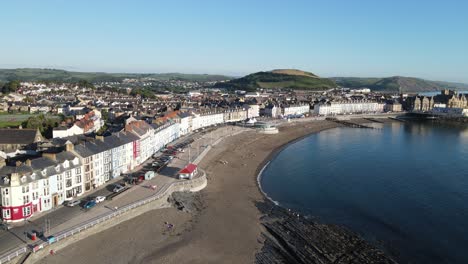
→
(21, 114, 64, 138)
(101, 109, 109, 122)
(130, 88, 156, 99)
(1, 80, 20, 94)
(77, 80, 95, 89)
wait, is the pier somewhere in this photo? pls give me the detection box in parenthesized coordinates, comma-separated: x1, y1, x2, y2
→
(325, 118, 375, 129)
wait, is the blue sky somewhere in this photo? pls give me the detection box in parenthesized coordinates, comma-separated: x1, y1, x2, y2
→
(1, 0, 467, 82)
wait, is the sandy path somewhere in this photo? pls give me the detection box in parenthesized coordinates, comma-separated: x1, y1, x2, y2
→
(38, 120, 339, 264)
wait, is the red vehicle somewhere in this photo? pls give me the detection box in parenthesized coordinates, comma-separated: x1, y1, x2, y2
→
(127, 175, 144, 185)
(164, 149, 177, 155)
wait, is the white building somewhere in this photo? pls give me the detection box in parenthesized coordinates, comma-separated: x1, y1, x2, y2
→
(281, 104, 310, 116)
(178, 112, 192, 135)
(243, 104, 260, 118)
(314, 101, 385, 115)
(191, 111, 224, 131)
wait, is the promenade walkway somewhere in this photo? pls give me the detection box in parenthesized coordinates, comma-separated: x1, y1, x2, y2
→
(0, 125, 248, 263)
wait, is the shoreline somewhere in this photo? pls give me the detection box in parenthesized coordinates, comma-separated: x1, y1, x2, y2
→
(35, 120, 397, 264)
(253, 122, 398, 263)
(255, 123, 343, 207)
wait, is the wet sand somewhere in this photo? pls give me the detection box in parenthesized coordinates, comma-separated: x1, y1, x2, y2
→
(38, 120, 340, 264)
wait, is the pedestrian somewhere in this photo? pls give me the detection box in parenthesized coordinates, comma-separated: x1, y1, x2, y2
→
(50, 249, 55, 255)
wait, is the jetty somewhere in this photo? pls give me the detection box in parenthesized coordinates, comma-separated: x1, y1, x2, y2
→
(325, 118, 375, 129)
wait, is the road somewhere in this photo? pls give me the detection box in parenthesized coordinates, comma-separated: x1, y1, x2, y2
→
(0, 124, 247, 257)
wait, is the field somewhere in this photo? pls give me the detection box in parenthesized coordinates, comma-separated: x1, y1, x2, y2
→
(0, 113, 60, 128)
(0, 68, 232, 83)
(0, 114, 34, 128)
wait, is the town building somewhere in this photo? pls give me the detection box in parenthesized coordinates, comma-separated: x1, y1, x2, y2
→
(281, 104, 310, 116)
(0, 129, 44, 153)
(314, 101, 385, 115)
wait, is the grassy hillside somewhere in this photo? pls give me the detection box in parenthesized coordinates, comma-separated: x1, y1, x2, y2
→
(216, 69, 336, 91)
(0, 68, 232, 83)
(332, 76, 468, 93)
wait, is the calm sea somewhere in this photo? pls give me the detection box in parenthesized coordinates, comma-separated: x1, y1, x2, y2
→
(260, 121, 468, 264)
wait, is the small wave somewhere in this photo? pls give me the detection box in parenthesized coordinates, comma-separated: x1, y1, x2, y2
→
(257, 161, 281, 206)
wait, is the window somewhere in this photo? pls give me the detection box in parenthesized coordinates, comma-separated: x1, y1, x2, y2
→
(65, 171, 71, 179)
(23, 206, 31, 216)
(75, 175, 82, 184)
(3, 209, 10, 219)
(32, 192, 38, 200)
(2, 197, 9, 206)
(57, 182, 63, 191)
(23, 195, 30, 204)
(32, 182, 38, 190)
(58, 174, 63, 181)
(43, 188, 49, 196)
(75, 167, 81, 174)
(22, 185, 29, 193)
(66, 179, 72, 188)
(4, 188, 8, 195)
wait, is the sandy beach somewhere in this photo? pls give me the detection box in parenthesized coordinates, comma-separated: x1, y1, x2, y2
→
(37, 120, 340, 264)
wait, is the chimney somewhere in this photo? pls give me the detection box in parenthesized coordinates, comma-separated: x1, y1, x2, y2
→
(0, 157, 6, 168)
(10, 173, 20, 186)
(25, 159, 32, 166)
(96, 135, 104, 142)
(16, 161, 22, 167)
(66, 142, 74, 151)
(43, 153, 57, 161)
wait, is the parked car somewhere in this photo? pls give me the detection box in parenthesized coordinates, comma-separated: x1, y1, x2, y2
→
(83, 200, 97, 209)
(159, 156, 170, 162)
(152, 162, 160, 167)
(64, 200, 81, 207)
(127, 175, 144, 185)
(113, 184, 125, 193)
(94, 196, 106, 203)
(0, 223, 12, 230)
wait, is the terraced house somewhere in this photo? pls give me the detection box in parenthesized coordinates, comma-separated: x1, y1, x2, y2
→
(0, 108, 248, 222)
(0, 151, 83, 222)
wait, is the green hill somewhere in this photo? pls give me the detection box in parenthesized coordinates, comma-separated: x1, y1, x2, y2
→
(215, 69, 337, 92)
(0, 68, 232, 83)
(332, 76, 468, 93)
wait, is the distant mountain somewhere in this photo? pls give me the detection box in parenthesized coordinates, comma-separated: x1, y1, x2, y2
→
(215, 69, 337, 92)
(332, 76, 468, 93)
(0, 68, 232, 83)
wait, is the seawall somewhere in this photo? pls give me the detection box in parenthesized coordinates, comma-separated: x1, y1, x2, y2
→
(23, 173, 207, 264)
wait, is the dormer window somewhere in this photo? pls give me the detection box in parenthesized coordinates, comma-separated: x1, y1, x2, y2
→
(30, 173, 36, 180)
(55, 165, 60, 172)
(3, 177, 10, 185)
(41, 170, 47, 176)
(21, 176, 27, 183)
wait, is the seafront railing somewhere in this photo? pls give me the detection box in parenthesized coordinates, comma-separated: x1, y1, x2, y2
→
(0, 172, 206, 264)
(0, 126, 246, 264)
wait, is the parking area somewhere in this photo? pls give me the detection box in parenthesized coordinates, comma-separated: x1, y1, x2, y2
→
(0, 124, 247, 256)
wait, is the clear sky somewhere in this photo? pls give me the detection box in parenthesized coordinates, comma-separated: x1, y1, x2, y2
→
(1, 0, 467, 82)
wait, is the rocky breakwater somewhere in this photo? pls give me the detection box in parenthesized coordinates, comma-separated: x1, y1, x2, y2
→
(255, 201, 398, 264)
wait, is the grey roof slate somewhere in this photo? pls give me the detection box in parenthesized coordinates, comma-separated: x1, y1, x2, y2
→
(0, 129, 40, 145)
